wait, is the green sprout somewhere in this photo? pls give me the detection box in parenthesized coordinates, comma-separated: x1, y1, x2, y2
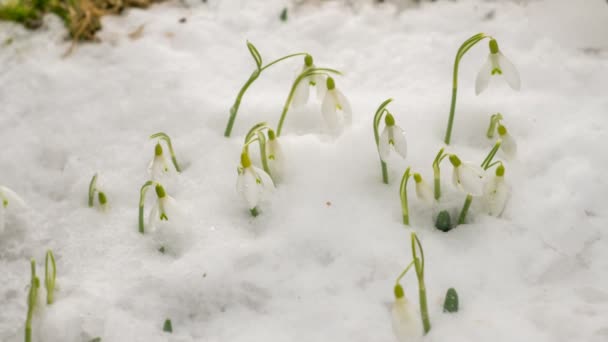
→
(88, 173, 98, 207)
(432, 148, 449, 200)
(279, 7, 287, 22)
(372, 98, 393, 184)
(150, 132, 182, 173)
(163, 319, 173, 333)
(44, 250, 56, 305)
(411, 233, 431, 334)
(444, 33, 492, 145)
(275, 66, 342, 136)
(486, 113, 503, 139)
(224, 41, 308, 137)
(138, 180, 156, 234)
(399, 167, 412, 225)
(25, 259, 40, 342)
(443, 288, 459, 313)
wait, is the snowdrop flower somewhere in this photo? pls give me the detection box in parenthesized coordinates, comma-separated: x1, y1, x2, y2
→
(148, 143, 172, 181)
(321, 77, 352, 134)
(483, 164, 510, 216)
(292, 54, 326, 107)
(148, 184, 178, 229)
(413, 173, 435, 204)
(475, 39, 521, 95)
(497, 125, 517, 158)
(378, 113, 407, 162)
(0, 185, 25, 234)
(236, 152, 275, 215)
(449, 155, 485, 196)
(266, 129, 285, 182)
(391, 284, 422, 342)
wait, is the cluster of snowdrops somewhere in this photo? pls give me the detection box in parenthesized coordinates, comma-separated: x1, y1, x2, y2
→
(0, 32, 522, 342)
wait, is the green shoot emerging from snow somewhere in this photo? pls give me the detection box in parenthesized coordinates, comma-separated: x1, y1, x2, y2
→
(138, 180, 156, 234)
(276, 63, 342, 136)
(88, 173, 108, 209)
(25, 259, 39, 342)
(411, 233, 431, 334)
(44, 250, 56, 305)
(150, 132, 182, 172)
(399, 167, 412, 225)
(432, 148, 449, 200)
(224, 41, 308, 137)
(486, 113, 503, 139)
(372, 98, 393, 184)
(163, 319, 173, 333)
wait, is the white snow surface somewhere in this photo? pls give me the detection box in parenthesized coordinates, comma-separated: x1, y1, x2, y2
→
(1, 0, 608, 341)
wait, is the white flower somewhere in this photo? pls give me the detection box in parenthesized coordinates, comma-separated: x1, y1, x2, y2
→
(378, 113, 407, 161)
(236, 152, 275, 210)
(148, 143, 173, 181)
(475, 39, 520, 95)
(266, 130, 285, 182)
(148, 184, 178, 229)
(483, 165, 510, 216)
(293, 55, 326, 107)
(321, 77, 352, 134)
(0, 185, 26, 234)
(450, 155, 485, 196)
(413, 173, 435, 204)
(497, 125, 517, 158)
(391, 285, 422, 342)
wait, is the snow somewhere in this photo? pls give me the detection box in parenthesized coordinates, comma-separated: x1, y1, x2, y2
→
(1, 0, 608, 341)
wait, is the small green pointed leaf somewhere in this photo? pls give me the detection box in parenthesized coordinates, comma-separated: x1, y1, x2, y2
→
(435, 210, 452, 232)
(163, 319, 173, 333)
(443, 288, 459, 313)
(246, 41, 263, 70)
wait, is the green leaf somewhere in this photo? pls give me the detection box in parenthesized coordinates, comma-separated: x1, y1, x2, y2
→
(443, 288, 459, 313)
(246, 41, 263, 69)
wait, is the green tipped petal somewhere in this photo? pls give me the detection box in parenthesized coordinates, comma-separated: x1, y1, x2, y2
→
(326, 77, 335, 90)
(449, 154, 462, 167)
(489, 39, 499, 54)
(155, 143, 163, 156)
(155, 184, 166, 199)
(394, 284, 405, 299)
(496, 164, 505, 177)
(268, 129, 276, 141)
(241, 152, 252, 168)
(98, 192, 107, 205)
(497, 125, 507, 136)
(413, 173, 422, 183)
(384, 113, 395, 127)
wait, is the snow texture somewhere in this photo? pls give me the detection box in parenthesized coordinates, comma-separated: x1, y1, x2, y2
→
(1, 0, 608, 341)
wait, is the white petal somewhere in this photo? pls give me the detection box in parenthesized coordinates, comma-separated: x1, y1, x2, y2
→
(475, 55, 493, 95)
(0, 204, 5, 235)
(454, 164, 485, 196)
(498, 53, 521, 91)
(314, 74, 327, 100)
(500, 134, 517, 159)
(266, 140, 285, 182)
(252, 166, 275, 193)
(292, 79, 310, 107)
(391, 125, 408, 160)
(483, 176, 510, 216)
(391, 297, 422, 342)
(321, 90, 340, 131)
(148, 156, 170, 181)
(378, 126, 391, 162)
(242, 167, 262, 208)
(415, 180, 435, 204)
(0, 186, 26, 208)
(335, 89, 352, 126)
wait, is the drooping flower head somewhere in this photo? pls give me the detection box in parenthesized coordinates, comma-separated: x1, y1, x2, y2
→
(378, 113, 407, 162)
(236, 152, 275, 212)
(293, 54, 326, 107)
(148, 143, 172, 181)
(449, 154, 485, 196)
(483, 164, 510, 217)
(321, 77, 352, 135)
(391, 284, 422, 342)
(413, 173, 435, 204)
(0, 185, 26, 234)
(475, 39, 521, 95)
(497, 125, 517, 158)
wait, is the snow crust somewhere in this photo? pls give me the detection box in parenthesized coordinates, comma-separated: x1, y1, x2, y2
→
(1, 0, 608, 341)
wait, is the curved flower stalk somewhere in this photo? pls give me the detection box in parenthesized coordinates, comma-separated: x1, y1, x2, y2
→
(244, 122, 273, 180)
(432, 148, 449, 200)
(413, 173, 435, 205)
(391, 261, 421, 342)
(236, 151, 275, 217)
(411, 233, 431, 334)
(292, 54, 327, 107)
(45, 250, 56, 305)
(276, 67, 342, 136)
(88, 174, 109, 210)
(150, 132, 182, 173)
(224, 41, 308, 137)
(483, 164, 510, 216)
(497, 125, 517, 158)
(25, 259, 40, 342)
(321, 77, 352, 135)
(0, 185, 26, 234)
(138, 180, 156, 234)
(399, 167, 412, 225)
(486, 113, 503, 139)
(449, 155, 485, 196)
(475, 39, 521, 95)
(372, 98, 394, 184)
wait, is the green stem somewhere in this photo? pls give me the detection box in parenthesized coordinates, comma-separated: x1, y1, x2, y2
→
(444, 33, 490, 145)
(458, 194, 473, 224)
(26, 259, 39, 342)
(480, 140, 501, 169)
(432, 148, 447, 200)
(256, 131, 271, 177)
(150, 132, 182, 172)
(411, 233, 430, 334)
(224, 52, 307, 138)
(399, 167, 412, 225)
(486, 113, 503, 139)
(395, 260, 415, 284)
(373, 99, 393, 184)
(276, 67, 342, 136)
(88, 173, 98, 207)
(138, 181, 156, 234)
(44, 250, 56, 305)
